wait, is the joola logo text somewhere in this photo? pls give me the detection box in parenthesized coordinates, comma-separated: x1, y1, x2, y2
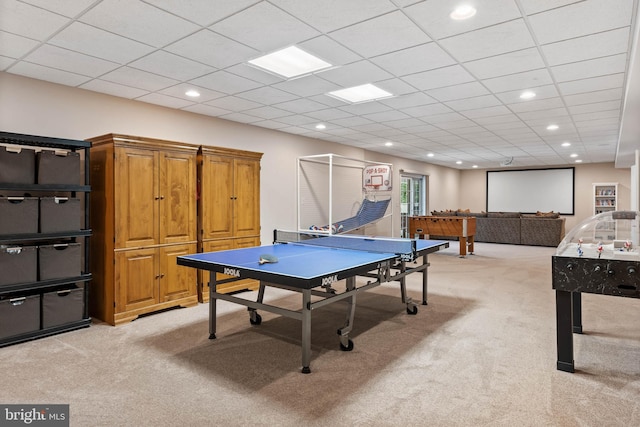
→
(223, 268, 240, 277)
(321, 275, 338, 286)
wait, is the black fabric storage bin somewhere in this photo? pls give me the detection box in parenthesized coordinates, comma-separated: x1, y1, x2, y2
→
(39, 243, 81, 280)
(37, 150, 80, 185)
(0, 146, 35, 184)
(42, 287, 84, 328)
(0, 197, 38, 234)
(0, 245, 37, 286)
(39, 197, 81, 233)
(0, 295, 40, 339)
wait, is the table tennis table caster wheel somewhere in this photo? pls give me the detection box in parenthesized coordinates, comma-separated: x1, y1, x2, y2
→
(340, 339, 354, 351)
(406, 305, 418, 315)
(301, 367, 311, 374)
(249, 312, 262, 325)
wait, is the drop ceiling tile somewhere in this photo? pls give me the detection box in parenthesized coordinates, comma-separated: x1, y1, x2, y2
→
(338, 101, 392, 115)
(101, 66, 179, 91)
(210, 2, 320, 52)
(0, 56, 15, 69)
(495, 84, 559, 104)
(563, 88, 623, 106)
(299, 35, 362, 66)
(137, 93, 195, 109)
(362, 110, 411, 123)
(330, 11, 430, 58)
(551, 54, 627, 83)
(439, 20, 535, 63)
(402, 103, 453, 118)
(421, 112, 467, 124)
(243, 106, 292, 120)
(379, 92, 437, 109)
(236, 86, 299, 105)
(205, 96, 262, 111)
(0, 31, 40, 59)
(541, 28, 630, 66)
(159, 84, 225, 103)
(507, 96, 564, 112)
(518, 0, 581, 16)
(252, 120, 290, 130)
(427, 82, 489, 102)
(130, 51, 215, 81)
(558, 73, 625, 96)
(80, 79, 149, 98)
(20, 0, 98, 18)
(49, 22, 155, 64)
(404, 0, 521, 40)
(473, 114, 522, 125)
(24, 44, 120, 77)
(165, 29, 259, 69)
(307, 94, 347, 108)
(0, 1, 69, 39)
(274, 114, 319, 126)
(528, 0, 634, 45)
(146, 0, 261, 26)
(274, 98, 328, 114)
(463, 48, 545, 80)
(182, 103, 231, 117)
(227, 64, 284, 85)
(8, 62, 90, 86)
(190, 70, 262, 94)
(304, 108, 353, 121)
(516, 107, 569, 121)
(317, 60, 392, 87)
(273, 75, 342, 97)
(329, 116, 374, 127)
(219, 112, 263, 124)
(462, 105, 512, 119)
(444, 95, 502, 111)
(80, 0, 199, 47)
(482, 69, 553, 93)
(402, 65, 475, 91)
(272, 0, 396, 33)
(376, 78, 422, 96)
(371, 43, 456, 77)
(568, 100, 622, 114)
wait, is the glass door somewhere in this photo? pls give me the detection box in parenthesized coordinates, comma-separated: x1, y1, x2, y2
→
(400, 174, 427, 237)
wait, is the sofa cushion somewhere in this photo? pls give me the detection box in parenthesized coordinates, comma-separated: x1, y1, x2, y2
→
(487, 212, 520, 218)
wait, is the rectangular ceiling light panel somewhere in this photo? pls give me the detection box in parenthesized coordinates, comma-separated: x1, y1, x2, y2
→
(248, 46, 332, 78)
(328, 83, 393, 103)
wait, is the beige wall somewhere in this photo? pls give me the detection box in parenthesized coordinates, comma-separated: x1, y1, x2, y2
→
(459, 164, 631, 232)
(0, 72, 460, 240)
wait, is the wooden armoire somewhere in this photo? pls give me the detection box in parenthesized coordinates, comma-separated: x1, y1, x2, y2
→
(88, 134, 199, 325)
(197, 145, 262, 301)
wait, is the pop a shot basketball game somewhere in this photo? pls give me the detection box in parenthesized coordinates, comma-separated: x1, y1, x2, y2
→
(177, 230, 448, 373)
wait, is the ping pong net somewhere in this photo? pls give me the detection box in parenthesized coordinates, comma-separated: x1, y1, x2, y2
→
(274, 229, 418, 261)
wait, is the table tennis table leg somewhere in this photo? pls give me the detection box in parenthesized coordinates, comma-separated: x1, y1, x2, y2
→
(422, 253, 429, 305)
(301, 289, 312, 374)
(337, 277, 356, 352)
(399, 260, 418, 315)
(209, 271, 217, 340)
(249, 282, 266, 325)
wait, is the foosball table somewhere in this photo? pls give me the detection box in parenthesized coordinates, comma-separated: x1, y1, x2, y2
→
(409, 216, 475, 257)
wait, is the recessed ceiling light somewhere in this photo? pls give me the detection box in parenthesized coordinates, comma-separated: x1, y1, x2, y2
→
(384, 141, 393, 147)
(248, 46, 332, 79)
(450, 5, 476, 20)
(561, 142, 571, 147)
(315, 123, 326, 130)
(472, 165, 478, 168)
(547, 124, 559, 130)
(456, 161, 463, 165)
(570, 153, 578, 158)
(185, 89, 200, 97)
(575, 159, 583, 163)
(520, 91, 536, 100)
(327, 83, 393, 103)
(427, 153, 434, 157)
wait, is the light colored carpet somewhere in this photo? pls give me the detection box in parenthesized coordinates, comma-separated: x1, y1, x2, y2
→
(1, 242, 639, 426)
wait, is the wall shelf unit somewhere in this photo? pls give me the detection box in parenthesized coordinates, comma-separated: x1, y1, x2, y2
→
(593, 182, 618, 241)
(0, 131, 92, 347)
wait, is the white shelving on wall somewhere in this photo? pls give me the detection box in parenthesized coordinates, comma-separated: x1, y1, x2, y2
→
(593, 182, 618, 241)
(593, 183, 618, 215)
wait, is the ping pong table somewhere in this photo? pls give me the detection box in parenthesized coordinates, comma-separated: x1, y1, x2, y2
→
(177, 230, 449, 373)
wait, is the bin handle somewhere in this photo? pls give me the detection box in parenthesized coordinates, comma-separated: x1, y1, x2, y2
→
(9, 297, 26, 306)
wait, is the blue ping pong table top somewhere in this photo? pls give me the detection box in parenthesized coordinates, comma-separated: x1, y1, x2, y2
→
(177, 238, 447, 288)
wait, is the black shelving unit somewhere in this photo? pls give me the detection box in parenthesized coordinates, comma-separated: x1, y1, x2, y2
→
(0, 131, 92, 346)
